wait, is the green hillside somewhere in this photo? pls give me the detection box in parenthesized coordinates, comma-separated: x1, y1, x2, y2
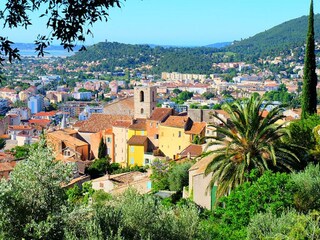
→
(69, 14, 320, 72)
(226, 14, 320, 59)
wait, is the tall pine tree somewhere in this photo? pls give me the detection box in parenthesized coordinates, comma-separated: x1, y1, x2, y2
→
(302, 0, 318, 119)
(98, 137, 107, 159)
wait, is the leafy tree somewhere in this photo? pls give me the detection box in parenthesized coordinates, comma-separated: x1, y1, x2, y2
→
(210, 171, 294, 239)
(178, 91, 194, 101)
(98, 137, 107, 159)
(86, 157, 110, 179)
(302, 0, 318, 119)
(0, 140, 73, 239)
(168, 161, 193, 192)
(286, 114, 320, 162)
(248, 210, 320, 240)
(173, 88, 182, 94)
(204, 94, 301, 200)
(150, 159, 170, 192)
(291, 164, 320, 212)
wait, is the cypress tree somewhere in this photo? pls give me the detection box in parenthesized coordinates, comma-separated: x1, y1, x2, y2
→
(98, 137, 107, 159)
(302, 0, 318, 119)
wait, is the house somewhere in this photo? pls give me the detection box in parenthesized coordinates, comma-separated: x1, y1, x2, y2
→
(188, 155, 215, 210)
(159, 116, 206, 160)
(112, 120, 132, 166)
(91, 171, 152, 195)
(47, 129, 90, 161)
(146, 108, 174, 148)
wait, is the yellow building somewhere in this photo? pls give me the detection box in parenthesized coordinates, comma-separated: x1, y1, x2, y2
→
(159, 116, 192, 160)
(127, 135, 148, 166)
(126, 119, 148, 166)
(159, 116, 206, 160)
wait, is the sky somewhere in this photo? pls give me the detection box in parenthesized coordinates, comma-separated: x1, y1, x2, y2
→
(0, 0, 318, 46)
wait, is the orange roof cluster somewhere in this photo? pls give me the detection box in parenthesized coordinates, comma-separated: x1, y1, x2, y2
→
(79, 114, 133, 133)
(48, 129, 88, 147)
(162, 116, 189, 128)
(149, 108, 173, 122)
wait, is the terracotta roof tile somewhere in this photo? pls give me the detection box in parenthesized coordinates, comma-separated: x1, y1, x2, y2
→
(113, 120, 132, 128)
(185, 122, 206, 135)
(8, 125, 32, 131)
(149, 108, 173, 122)
(29, 119, 51, 127)
(129, 119, 147, 131)
(161, 116, 189, 128)
(180, 144, 203, 157)
(127, 135, 148, 145)
(79, 114, 133, 133)
(0, 161, 16, 172)
(34, 111, 57, 117)
(47, 129, 88, 147)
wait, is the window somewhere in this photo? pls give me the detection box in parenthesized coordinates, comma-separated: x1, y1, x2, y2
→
(130, 146, 134, 152)
(145, 158, 150, 165)
(130, 157, 134, 165)
(107, 137, 111, 143)
(140, 90, 144, 102)
(161, 131, 164, 137)
(107, 148, 110, 154)
(178, 131, 182, 137)
(141, 108, 144, 114)
(154, 134, 159, 139)
(156, 123, 159, 128)
(99, 182, 104, 188)
(150, 122, 153, 127)
(179, 146, 181, 150)
(152, 91, 155, 102)
(141, 131, 145, 136)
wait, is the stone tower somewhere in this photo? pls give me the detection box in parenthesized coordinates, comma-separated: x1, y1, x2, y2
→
(134, 86, 157, 119)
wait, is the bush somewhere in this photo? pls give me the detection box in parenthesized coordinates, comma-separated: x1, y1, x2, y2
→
(248, 210, 320, 240)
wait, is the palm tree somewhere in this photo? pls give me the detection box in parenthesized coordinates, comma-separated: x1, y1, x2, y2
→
(204, 94, 301, 201)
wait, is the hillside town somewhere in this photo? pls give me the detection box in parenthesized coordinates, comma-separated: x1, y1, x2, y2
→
(0, 52, 314, 208)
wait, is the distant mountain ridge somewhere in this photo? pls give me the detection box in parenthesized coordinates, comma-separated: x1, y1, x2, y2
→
(225, 14, 320, 58)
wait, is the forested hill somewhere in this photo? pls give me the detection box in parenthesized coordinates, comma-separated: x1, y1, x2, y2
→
(226, 14, 320, 59)
(69, 14, 320, 72)
(69, 41, 230, 74)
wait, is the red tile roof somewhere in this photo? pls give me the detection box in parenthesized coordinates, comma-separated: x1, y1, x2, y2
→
(185, 122, 206, 135)
(129, 119, 147, 131)
(113, 120, 132, 128)
(180, 144, 203, 157)
(29, 119, 51, 126)
(8, 125, 32, 131)
(161, 116, 189, 128)
(79, 114, 133, 133)
(127, 135, 148, 145)
(149, 108, 173, 122)
(34, 111, 57, 117)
